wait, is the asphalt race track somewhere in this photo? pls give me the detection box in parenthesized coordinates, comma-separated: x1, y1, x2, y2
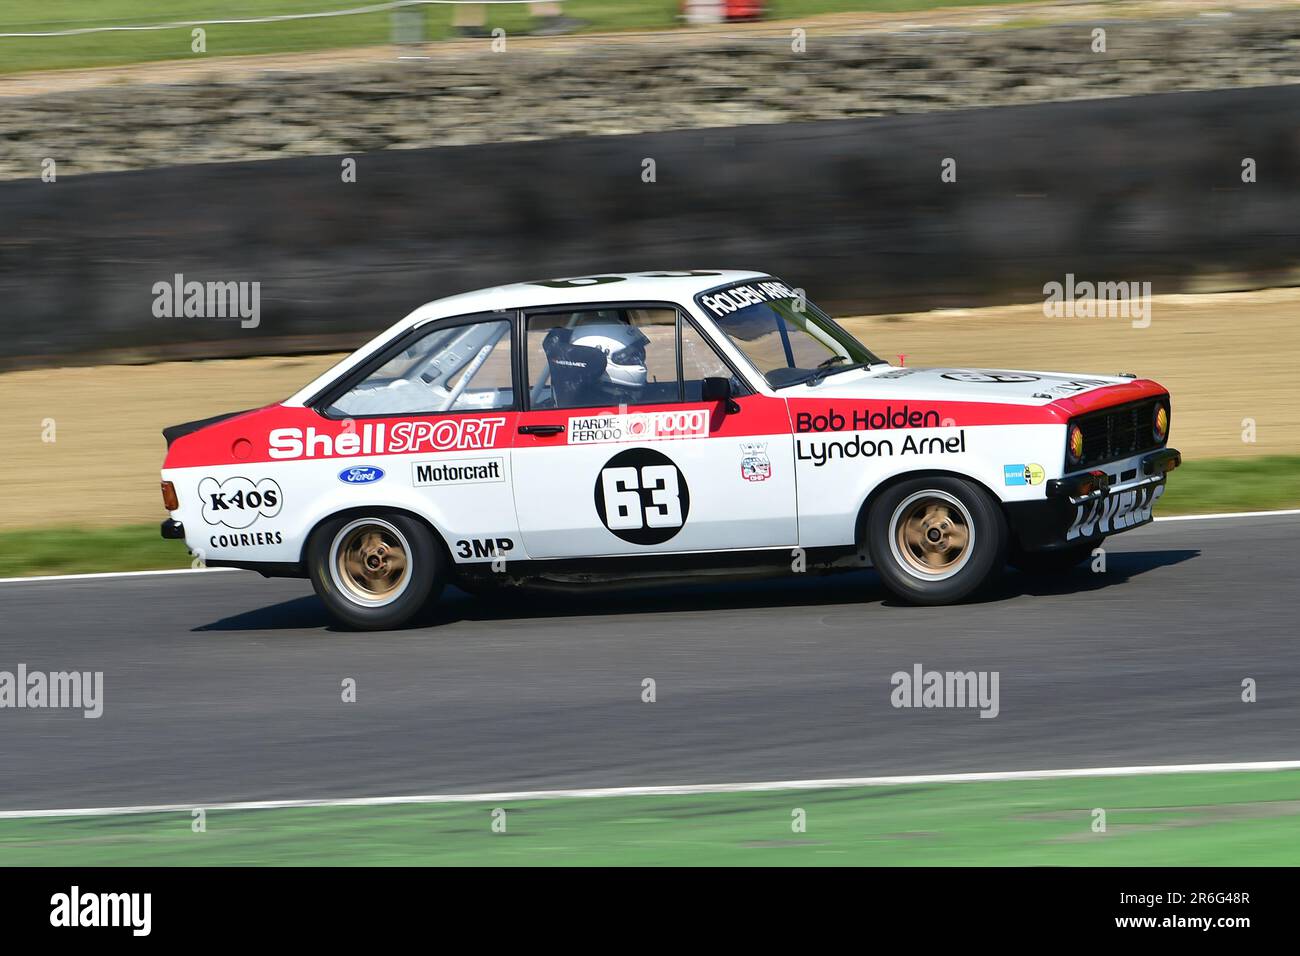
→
(0, 515, 1294, 811)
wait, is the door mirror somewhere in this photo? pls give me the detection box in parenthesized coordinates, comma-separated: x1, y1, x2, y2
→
(701, 376, 740, 414)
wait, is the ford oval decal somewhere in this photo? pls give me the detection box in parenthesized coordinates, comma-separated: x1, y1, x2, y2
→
(339, 466, 385, 485)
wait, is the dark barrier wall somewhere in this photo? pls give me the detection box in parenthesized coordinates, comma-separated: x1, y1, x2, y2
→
(3, 84, 1298, 369)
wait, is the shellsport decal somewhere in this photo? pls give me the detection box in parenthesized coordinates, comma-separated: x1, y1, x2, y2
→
(269, 418, 507, 460)
(595, 448, 690, 545)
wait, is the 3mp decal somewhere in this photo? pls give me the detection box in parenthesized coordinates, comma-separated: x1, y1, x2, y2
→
(199, 476, 283, 528)
(339, 465, 385, 485)
(595, 448, 690, 544)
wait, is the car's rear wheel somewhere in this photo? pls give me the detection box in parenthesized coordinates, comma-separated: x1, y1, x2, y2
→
(1009, 537, 1102, 575)
(307, 513, 443, 630)
(867, 477, 1006, 605)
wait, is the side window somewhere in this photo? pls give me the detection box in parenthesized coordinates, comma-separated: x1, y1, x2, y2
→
(680, 318, 746, 402)
(327, 317, 513, 417)
(527, 308, 678, 410)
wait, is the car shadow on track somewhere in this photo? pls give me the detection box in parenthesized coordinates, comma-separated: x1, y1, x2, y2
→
(193, 548, 1199, 632)
(926, 547, 1200, 607)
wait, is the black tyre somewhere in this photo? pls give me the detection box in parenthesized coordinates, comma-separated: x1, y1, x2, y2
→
(867, 476, 1007, 605)
(1009, 537, 1102, 575)
(307, 512, 444, 630)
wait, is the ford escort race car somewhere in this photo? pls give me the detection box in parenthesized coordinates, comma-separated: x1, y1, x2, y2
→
(159, 271, 1180, 629)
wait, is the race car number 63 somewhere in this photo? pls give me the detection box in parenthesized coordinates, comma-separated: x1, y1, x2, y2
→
(594, 448, 691, 545)
(603, 465, 681, 529)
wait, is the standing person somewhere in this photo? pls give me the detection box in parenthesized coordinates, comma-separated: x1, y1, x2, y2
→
(450, 3, 588, 39)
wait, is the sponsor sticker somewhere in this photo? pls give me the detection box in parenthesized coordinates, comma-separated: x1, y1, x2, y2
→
(412, 457, 505, 487)
(795, 405, 942, 433)
(198, 476, 282, 528)
(455, 537, 514, 560)
(740, 441, 771, 482)
(1030, 379, 1111, 399)
(268, 417, 506, 460)
(1003, 463, 1045, 486)
(696, 279, 796, 319)
(941, 372, 1039, 384)
(797, 430, 967, 467)
(569, 409, 709, 445)
(339, 465, 384, 485)
(209, 530, 284, 549)
(1067, 483, 1164, 540)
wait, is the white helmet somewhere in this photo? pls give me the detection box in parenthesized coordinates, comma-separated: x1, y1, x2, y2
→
(570, 323, 649, 388)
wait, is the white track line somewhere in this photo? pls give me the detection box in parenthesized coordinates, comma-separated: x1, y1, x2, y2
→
(1, 508, 1296, 585)
(1155, 508, 1300, 522)
(0, 567, 234, 585)
(3, 760, 1299, 820)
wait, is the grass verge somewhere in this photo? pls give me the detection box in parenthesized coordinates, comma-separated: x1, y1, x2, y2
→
(0, 1, 1043, 75)
(2, 770, 1298, 865)
(1, 455, 1296, 579)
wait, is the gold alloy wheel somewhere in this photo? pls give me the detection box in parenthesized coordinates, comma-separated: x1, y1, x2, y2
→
(330, 518, 411, 607)
(890, 491, 975, 580)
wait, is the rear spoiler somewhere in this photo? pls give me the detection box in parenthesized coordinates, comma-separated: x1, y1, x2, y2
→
(162, 408, 256, 449)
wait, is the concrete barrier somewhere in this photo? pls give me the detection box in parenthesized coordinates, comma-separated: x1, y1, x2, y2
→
(2, 84, 1297, 370)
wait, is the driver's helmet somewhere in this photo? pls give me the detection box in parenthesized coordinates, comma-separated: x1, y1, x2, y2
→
(569, 323, 650, 389)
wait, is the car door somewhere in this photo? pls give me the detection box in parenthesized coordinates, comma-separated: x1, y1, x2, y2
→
(321, 311, 522, 565)
(510, 303, 797, 559)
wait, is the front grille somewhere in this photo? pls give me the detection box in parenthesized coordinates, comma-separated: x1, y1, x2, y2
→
(1070, 398, 1166, 470)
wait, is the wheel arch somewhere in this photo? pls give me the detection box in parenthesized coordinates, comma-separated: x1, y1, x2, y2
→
(853, 468, 1004, 550)
(300, 504, 456, 567)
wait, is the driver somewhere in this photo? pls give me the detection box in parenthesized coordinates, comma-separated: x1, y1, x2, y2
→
(544, 322, 650, 406)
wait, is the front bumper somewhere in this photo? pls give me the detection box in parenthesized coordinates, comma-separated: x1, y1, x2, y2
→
(1007, 447, 1181, 551)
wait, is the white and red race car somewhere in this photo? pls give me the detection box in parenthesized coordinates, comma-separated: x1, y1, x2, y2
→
(159, 271, 1180, 629)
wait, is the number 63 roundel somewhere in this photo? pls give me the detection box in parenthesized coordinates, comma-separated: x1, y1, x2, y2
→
(594, 448, 691, 545)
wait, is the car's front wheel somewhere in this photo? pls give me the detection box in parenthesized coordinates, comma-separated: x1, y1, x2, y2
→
(867, 477, 1007, 605)
(307, 513, 444, 630)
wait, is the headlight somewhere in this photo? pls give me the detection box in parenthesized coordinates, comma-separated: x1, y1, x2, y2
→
(1067, 424, 1085, 466)
(1153, 403, 1170, 443)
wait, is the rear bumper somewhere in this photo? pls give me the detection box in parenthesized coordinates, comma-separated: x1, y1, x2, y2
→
(1007, 448, 1180, 551)
(160, 518, 186, 540)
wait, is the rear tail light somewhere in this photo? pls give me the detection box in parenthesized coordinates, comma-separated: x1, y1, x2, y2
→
(161, 481, 178, 511)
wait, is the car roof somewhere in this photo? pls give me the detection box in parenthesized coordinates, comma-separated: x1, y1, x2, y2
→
(402, 270, 770, 327)
(284, 270, 771, 406)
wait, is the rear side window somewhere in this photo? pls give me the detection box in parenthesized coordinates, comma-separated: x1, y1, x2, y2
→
(327, 317, 514, 417)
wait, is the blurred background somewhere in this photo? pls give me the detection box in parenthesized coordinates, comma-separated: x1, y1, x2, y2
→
(0, 0, 1297, 547)
(1, 1, 1299, 870)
